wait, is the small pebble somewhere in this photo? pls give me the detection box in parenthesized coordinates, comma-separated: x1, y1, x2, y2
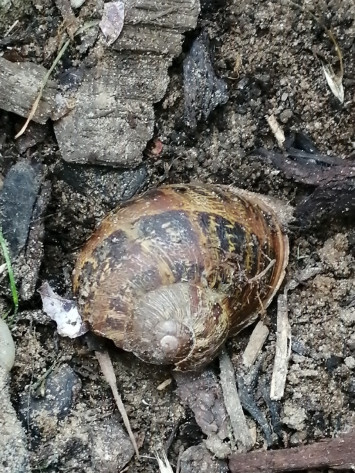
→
(289, 430, 307, 446)
(340, 308, 355, 326)
(344, 356, 355, 370)
(282, 402, 307, 431)
(183, 31, 229, 129)
(0, 318, 15, 372)
(19, 364, 81, 442)
(90, 416, 135, 472)
(71, 0, 86, 7)
(279, 109, 293, 123)
(347, 333, 355, 351)
(179, 445, 229, 473)
(281, 92, 288, 101)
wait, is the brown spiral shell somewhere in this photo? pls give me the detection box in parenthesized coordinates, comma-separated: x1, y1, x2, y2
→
(73, 183, 289, 371)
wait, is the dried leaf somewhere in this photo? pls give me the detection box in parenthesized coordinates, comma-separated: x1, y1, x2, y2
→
(322, 63, 344, 103)
(99, 1, 125, 46)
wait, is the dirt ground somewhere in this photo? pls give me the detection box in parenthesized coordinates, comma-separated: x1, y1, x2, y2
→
(0, 0, 354, 472)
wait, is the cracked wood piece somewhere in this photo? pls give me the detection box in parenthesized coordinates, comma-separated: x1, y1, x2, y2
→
(229, 430, 355, 472)
(54, 54, 169, 166)
(116, 0, 200, 54)
(270, 294, 291, 401)
(54, 0, 199, 167)
(113, 24, 184, 55)
(124, 0, 199, 31)
(0, 57, 58, 124)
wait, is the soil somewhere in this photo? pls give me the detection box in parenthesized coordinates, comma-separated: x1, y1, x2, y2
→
(0, 1, 354, 472)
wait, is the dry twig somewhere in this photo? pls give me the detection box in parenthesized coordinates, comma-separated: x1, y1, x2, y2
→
(95, 350, 140, 458)
(229, 430, 355, 472)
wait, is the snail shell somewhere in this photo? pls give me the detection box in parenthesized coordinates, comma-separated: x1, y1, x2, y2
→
(73, 184, 289, 370)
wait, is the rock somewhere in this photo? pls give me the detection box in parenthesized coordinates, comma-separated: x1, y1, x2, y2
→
(89, 416, 135, 472)
(183, 31, 229, 129)
(344, 356, 355, 369)
(19, 364, 81, 444)
(179, 445, 229, 473)
(174, 370, 230, 439)
(174, 369, 231, 458)
(0, 318, 15, 372)
(0, 161, 51, 300)
(340, 308, 355, 327)
(279, 109, 293, 123)
(282, 401, 307, 431)
(1, 161, 42, 257)
(55, 161, 147, 204)
(347, 333, 355, 351)
(0, 367, 30, 473)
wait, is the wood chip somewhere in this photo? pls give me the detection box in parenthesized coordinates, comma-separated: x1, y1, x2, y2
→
(322, 63, 344, 103)
(157, 378, 172, 391)
(219, 350, 254, 452)
(242, 321, 269, 368)
(270, 294, 291, 401)
(266, 114, 285, 149)
(156, 450, 174, 473)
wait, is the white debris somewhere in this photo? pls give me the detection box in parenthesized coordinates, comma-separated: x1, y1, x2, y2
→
(39, 282, 88, 338)
(100, 1, 125, 46)
(322, 64, 344, 103)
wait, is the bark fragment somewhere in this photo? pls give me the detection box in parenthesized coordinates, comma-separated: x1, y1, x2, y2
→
(54, 0, 200, 167)
(0, 57, 59, 124)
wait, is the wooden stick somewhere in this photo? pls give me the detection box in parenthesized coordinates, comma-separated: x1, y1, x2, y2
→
(229, 431, 355, 472)
(219, 349, 254, 452)
(270, 293, 291, 400)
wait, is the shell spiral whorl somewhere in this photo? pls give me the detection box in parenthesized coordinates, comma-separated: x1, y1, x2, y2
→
(73, 183, 289, 370)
